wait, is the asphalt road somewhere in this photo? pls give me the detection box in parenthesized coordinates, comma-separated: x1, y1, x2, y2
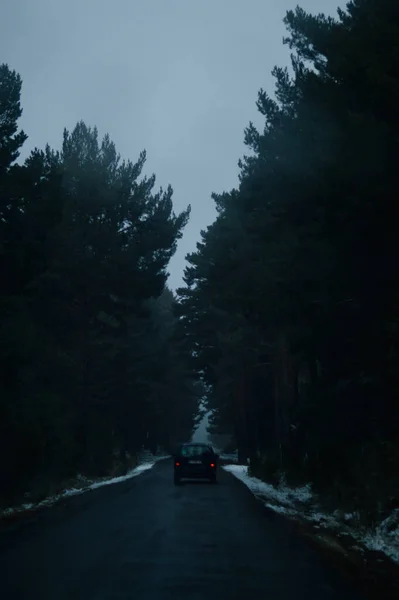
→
(0, 459, 361, 600)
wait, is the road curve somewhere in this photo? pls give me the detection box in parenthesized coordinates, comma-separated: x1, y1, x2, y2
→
(0, 459, 361, 599)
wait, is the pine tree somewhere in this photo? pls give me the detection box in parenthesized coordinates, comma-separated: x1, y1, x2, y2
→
(0, 69, 196, 505)
(177, 0, 399, 519)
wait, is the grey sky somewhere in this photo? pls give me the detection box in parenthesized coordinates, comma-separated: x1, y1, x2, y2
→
(2, 0, 340, 290)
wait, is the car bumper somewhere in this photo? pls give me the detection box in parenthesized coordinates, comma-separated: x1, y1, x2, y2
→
(175, 467, 216, 478)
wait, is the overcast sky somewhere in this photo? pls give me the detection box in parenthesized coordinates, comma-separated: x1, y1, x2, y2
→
(2, 0, 340, 290)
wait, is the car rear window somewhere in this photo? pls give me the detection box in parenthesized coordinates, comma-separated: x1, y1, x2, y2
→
(181, 445, 210, 457)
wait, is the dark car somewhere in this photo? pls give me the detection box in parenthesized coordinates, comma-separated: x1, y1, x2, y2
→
(173, 443, 218, 485)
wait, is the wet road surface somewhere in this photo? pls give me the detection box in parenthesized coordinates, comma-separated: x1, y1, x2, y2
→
(0, 459, 361, 599)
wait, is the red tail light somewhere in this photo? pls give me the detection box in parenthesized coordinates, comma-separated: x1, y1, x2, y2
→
(175, 462, 180, 467)
(210, 463, 215, 468)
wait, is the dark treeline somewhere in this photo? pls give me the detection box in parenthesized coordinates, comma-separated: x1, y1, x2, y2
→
(178, 0, 399, 521)
(0, 65, 199, 506)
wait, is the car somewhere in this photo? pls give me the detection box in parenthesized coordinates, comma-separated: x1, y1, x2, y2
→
(173, 443, 218, 485)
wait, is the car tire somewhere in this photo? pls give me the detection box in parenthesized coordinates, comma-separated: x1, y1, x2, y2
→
(210, 474, 217, 484)
(174, 474, 181, 485)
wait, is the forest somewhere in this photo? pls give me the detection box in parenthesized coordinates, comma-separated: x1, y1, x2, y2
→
(177, 0, 398, 523)
(0, 66, 199, 506)
(1, 0, 398, 523)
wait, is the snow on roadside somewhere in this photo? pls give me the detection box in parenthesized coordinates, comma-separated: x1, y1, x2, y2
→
(223, 464, 399, 565)
(224, 464, 312, 508)
(1, 454, 170, 519)
(362, 510, 399, 565)
(88, 461, 157, 490)
(218, 450, 239, 463)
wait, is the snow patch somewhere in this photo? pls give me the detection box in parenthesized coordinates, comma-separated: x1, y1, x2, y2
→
(1, 454, 170, 519)
(344, 512, 358, 522)
(362, 510, 399, 564)
(89, 462, 154, 490)
(223, 465, 312, 508)
(264, 503, 297, 517)
(306, 511, 341, 529)
(223, 465, 399, 566)
(218, 450, 239, 463)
